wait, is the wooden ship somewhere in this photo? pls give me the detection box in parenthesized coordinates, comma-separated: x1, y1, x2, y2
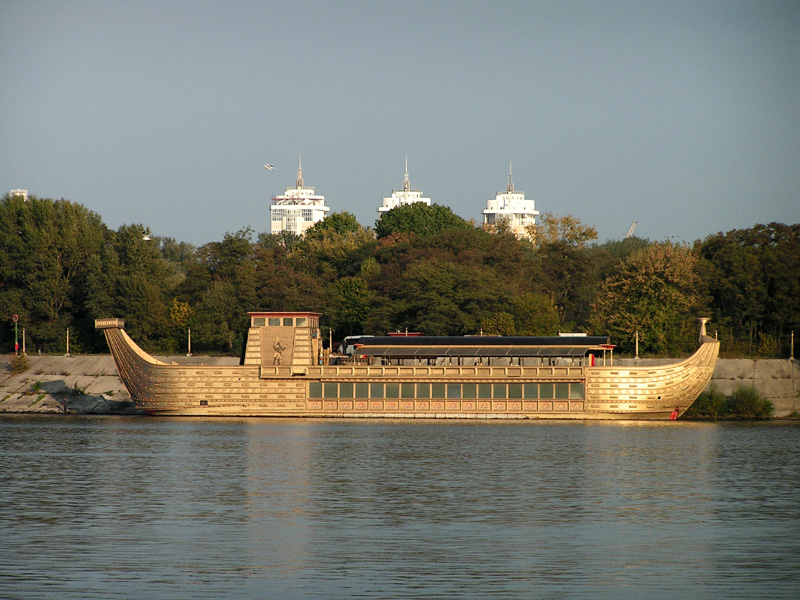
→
(96, 312, 719, 419)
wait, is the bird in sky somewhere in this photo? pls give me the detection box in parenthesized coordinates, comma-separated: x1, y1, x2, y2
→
(263, 164, 274, 170)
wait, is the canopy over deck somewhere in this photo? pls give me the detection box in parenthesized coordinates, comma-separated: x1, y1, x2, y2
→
(356, 336, 613, 358)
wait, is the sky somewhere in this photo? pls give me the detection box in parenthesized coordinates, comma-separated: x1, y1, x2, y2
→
(1, 0, 798, 246)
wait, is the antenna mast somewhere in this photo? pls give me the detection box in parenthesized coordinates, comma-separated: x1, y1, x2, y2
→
(296, 152, 304, 188)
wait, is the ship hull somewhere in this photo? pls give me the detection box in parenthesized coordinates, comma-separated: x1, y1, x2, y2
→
(98, 323, 719, 420)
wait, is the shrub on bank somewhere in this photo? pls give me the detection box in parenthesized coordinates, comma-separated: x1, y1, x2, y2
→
(9, 354, 29, 374)
(685, 384, 773, 420)
(685, 384, 729, 419)
(728, 385, 774, 419)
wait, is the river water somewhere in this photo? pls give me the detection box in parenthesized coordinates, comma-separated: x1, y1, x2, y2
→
(1, 416, 798, 600)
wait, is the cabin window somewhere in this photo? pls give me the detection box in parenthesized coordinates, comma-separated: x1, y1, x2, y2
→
(401, 383, 415, 398)
(268, 318, 281, 327)
(324, 383, 338, 398)
(417, 383, 430, 398)
(555, 383, 569, 399)
(462, 383, 477, 399)
(493, 383, 507, 399)
(570, 383, 585, 399)
(370, 383, 384, 398)
(508, 383, 523, 399)
(524, 383, 538, 399)
(296, 317, 307, 326)
(539, 383, 554, 399)
(253, 317, 266, 327)
(355, 382, 369, 398)
(431, 383, 446, 398)
(446, 383, 461, 399)
(283, 318, 293, 327)
(386, 383, 400, 398)
(339, 382, 354, 398)
(478, 384, 492, 399)
(309, 382, 322, 398)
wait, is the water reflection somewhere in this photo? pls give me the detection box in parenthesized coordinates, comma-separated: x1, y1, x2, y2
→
(1, 417, 798, 599)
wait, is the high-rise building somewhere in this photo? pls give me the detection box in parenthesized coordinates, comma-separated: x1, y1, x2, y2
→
(270, 156, 330, 236)
(377, 157, 431, 214)
(482, 163, 538, 239)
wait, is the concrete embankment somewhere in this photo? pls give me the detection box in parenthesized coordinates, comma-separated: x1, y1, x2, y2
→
(1, 354, 798, 416)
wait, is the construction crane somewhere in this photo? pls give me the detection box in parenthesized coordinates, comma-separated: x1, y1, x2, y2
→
(626, 221, 637, 239)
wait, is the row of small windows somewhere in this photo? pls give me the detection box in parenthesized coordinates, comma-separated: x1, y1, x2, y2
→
(252, 317, 316, 327)
(309, 381, 584, 400)
(271, 209, 315, 222)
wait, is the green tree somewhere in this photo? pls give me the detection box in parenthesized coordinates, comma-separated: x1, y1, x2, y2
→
(590, 242, 705, 354)
(251, 242, 328, 314)
(330, 276, 372, 338)
(192, 281, 243, 352)
(508, 292, 561, 336)
(480, 312, 517, 336)
(305, 211, 363, 236)
(107, 224, 175, 351)
(375, 203, 472, 239)
(531, 212, 598, 249)
(0, 194, 107, 352)
(367, 255, 509, 336)
(256, 230, 302, 252)
(291, 219, 376, 280)
(179, 229, 259, 353)
(536, 240, 597, 328)
(698, 223, 800, 357)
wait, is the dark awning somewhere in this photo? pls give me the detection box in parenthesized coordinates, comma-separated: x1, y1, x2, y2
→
(354, 335, 611, 359)
(358, 346, 595, 358)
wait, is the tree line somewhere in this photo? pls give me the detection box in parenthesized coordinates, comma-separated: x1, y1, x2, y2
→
(1, 193, 797, 358)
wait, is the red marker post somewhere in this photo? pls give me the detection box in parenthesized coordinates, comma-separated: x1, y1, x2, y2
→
(12, 314, 19, 355)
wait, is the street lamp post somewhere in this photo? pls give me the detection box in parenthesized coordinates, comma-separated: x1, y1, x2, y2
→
(12, 314, 19, 355)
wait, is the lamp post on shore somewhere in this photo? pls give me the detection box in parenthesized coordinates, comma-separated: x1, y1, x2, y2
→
(12, 314, 19, 355)
(187, 327, 192, 356)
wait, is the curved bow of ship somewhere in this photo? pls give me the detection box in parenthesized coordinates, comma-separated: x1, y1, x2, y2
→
(95, 318, 171, 403)
(585, 334, 719, 418)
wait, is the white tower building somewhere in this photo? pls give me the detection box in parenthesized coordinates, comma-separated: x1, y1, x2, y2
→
(482, 162, 539, 239)
(377, 157, 431, 214)
(270, 156, 330, 236)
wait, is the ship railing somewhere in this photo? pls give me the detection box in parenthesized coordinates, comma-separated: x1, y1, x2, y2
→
(259, 365, 585, 379)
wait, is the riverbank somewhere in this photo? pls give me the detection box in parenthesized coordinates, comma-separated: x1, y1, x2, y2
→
(2, 354, 798, 416)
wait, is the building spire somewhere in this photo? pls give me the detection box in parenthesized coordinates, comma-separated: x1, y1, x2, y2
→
(296, 152, 304, 189)
(507, 158, 514, 193)
(403, 155, 410, 192)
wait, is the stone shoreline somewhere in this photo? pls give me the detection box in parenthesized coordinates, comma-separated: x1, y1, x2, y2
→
(2, 354, 798, 417)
